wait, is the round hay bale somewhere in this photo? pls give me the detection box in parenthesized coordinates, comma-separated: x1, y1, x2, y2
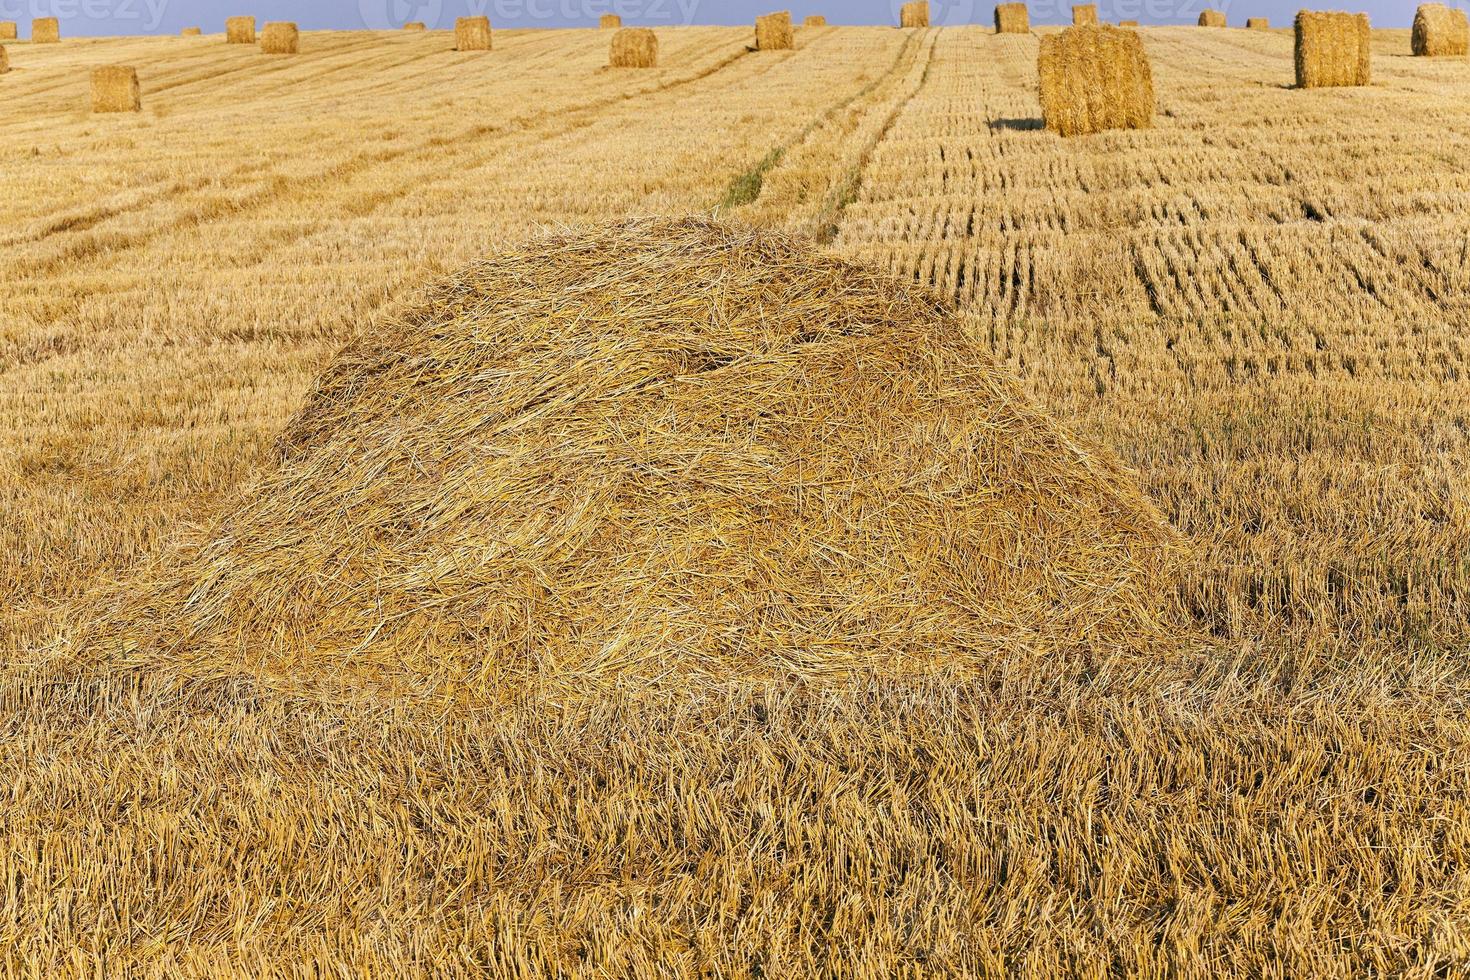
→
(100, 218, 1180, 700)
(1072, 4, 1099, 26)
(803, 15, 828, 27)
(600, 14, 622, 28)
(225, 16, 255, 44)
(1413, 4, 1468, 57)
(2, 21, 20, 40)
(455, 15, 492, 51)
(31, 17, 59, 43)
(609, 27, 657, 67)
(91, 65, 140, 113)
(755, 11, 794, 50)
(1039, 24, 1155, 137)
(1198, 9, 1227, 26)
(901, 1, 930, 27)
(181, 26, 202, 36)
(402, 22, 427, 31)
(995, 3, 1030, 34)
(1247, 17, 1270, 29)
(260, 22, 299, 55)
(1295, 10, 1370, 88)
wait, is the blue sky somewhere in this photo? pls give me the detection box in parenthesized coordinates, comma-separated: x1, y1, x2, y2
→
(1, 0, 1432, 36)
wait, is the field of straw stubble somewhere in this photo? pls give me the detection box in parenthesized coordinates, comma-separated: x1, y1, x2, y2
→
(1, 21, 1469, 977)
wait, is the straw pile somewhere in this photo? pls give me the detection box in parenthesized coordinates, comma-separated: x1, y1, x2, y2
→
(1413, 4, 1468, 56)
(403, 22, 426, 31)
(609, 27, 657, 67)
(1199, 9, 1226, 26)
(2, 21, 19, 39)
(600, 14, 622, 28)
(755, 12, 793, 49)
(1072, 5, 1099, 26)
(260, 22, 298, 54)
(91, 65, 140, 112)
(94, 218, 1178, 699)
(804, 15, 828, 26)
(226, 16, 255, 44)
(181, 26, 202, 36)
(901, 1, 930, 27)
(32, 17, 59, 43)
(995, 4, 1030, 33)
(1039, 25, 1155, 137)
(456, 16, 492, 50)
(1247, 17, 1270, 29)
(1295, 11, 1370, 88)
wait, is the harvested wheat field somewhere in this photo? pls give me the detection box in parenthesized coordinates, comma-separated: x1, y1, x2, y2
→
(2, 20, 1470, 978)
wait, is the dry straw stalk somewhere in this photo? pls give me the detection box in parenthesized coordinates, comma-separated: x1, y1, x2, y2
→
(1039, 24, 1155, 137)
(804, 15, 828, 26)
(901, 1, 930, 27)
(260, 22, 299, 54)
(755, 11, 793, 49)
(456, 16, 492, 50)
(600, 14, 622, 28)
(1, 21, 17, 39)
(1247, 17, 1270, 28)
(1413, 4, 1468, 56)
(225, 16, 255, 44)
(91, 65, 141, 112)
(1199, 9, 1227, 26)
(1295, 11, 1370, 88)
(1072, 5, 1099, 26)
(32, 17, 59, 43)
(609, 27, 657, 67)
(995, 3, 1030, 33)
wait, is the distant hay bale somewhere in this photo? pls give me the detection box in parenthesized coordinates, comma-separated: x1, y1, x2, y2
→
(225, 16, 255, 44)
(1072, 5, 1099, 26)
(107, 217, 1180, 695)
(2, 21, 19, 39)
(755, 11, 793, 50)
(1413, 4, 1468, 56)
(0, 46, 8, 74)
(901, 1, 930, 27)
(32, 17, 59, 43)
(402, 22, 426, 31)
(260, 22, 299, 54)
(1247, 17, 1270, 29)
(181, 27, 202, 36)
(1039, 25, 1155, 137)
(91, 65, 140, 113)
(1294, 11, 1370, 88)
(455, 16, 492, 51)
(995, 4, 1030, 33)
(1120, 20, 1140, 26)
(609, 27, 657, 67)
(804, 15, 828, 26)
(1198, 9, 1227, 26)
(600, 14, 622, 28)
